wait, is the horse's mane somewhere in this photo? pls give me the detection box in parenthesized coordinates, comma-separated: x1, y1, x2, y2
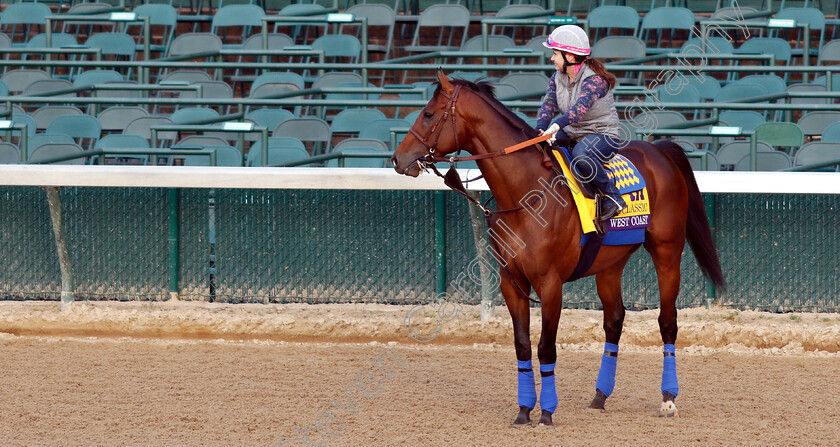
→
(434, 78, 540, 139)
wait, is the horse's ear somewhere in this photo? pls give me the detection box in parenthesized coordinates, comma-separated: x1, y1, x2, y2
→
(437, 69, 454, 95)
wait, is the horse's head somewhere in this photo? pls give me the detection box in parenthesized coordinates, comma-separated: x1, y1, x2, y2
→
(392, 71, 465, 177)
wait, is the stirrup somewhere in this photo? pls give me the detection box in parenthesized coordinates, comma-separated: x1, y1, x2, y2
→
(594, 195, 607, 234)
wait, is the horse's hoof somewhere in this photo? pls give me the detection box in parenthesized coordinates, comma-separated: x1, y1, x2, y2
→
(659, 393, 679, 418)
(512, 406, 532, 427)
(538, 410, 554, 427)
(587, 389, 607, 412)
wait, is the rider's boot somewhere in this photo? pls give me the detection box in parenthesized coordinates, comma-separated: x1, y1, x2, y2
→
(591, 162, 626, 222)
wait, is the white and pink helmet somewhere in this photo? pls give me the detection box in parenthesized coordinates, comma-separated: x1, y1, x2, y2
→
(542, 25, 590, 56)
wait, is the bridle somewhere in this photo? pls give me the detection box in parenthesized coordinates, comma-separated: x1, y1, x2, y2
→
(408, 84, 464, 164)
(405, 83, 554, 216)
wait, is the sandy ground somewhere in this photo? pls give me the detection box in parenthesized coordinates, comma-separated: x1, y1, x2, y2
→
(0, 301, 839, 446)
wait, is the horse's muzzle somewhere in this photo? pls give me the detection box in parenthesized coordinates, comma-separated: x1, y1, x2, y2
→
(391, 154, 423, 177)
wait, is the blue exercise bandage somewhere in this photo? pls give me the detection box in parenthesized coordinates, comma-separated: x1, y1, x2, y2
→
(517, 359, 536, 409)
(539, 363, 557, 413)
(661, 344, 679, 397)
(595, 342, 619, 397)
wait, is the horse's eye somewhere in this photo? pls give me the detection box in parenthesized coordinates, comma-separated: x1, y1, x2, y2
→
(423, 111, 433, 119)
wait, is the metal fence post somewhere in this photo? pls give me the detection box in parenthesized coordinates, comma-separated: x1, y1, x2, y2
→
(168, 188, 180, 301)
(704, 193, 717, 308)
(468, 191, 495, 321)
(45, 186, 74, 310)
(434, 191, 446, 299)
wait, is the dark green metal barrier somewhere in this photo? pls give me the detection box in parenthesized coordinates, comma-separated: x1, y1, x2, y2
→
(1, 187, 838, 311)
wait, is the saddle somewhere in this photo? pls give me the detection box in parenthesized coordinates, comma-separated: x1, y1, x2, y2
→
(548, 146, 650, 242)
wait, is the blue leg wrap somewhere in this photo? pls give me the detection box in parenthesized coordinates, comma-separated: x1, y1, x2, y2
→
(539, 363, 557, 414)
(595, 342, 619, 397)
(517, 359, 536, 409)
(661, 344, 679, 397)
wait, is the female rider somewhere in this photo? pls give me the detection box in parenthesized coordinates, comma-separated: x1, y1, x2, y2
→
(536, 25, 626, 222)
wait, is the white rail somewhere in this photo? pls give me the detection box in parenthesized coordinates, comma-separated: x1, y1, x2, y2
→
(1, 165, 840, 194)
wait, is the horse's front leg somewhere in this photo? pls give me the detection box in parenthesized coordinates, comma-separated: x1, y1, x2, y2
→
(501, 273, 534, 427)
(536, 279, 563, 427)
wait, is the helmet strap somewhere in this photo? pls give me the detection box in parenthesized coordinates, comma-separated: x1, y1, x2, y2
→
(561, 52, 589, 75)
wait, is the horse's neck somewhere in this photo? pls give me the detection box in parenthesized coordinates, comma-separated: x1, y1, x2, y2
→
(468, 130, 561, 211)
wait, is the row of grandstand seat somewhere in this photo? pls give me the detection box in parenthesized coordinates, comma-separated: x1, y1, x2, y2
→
(4, 133, 836, 172)
(2, 3, 837, 64)
(595, 35, 840, 68)
(684, 140, 840, 172)
(3, 107, 417, 148)
(629, 109, 840, 140)
(0, 134, 399, 168)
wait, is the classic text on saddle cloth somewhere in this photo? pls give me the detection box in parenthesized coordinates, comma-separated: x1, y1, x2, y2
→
(551, 149, 651, 243)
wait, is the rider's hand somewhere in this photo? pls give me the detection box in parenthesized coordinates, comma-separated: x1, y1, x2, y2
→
(540, 123, 560, 146)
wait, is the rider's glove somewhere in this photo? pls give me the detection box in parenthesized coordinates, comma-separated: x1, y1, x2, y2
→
(540, 123, 560, 146)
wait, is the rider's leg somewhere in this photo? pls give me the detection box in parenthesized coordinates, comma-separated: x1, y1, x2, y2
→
(569, 134, 626, 221)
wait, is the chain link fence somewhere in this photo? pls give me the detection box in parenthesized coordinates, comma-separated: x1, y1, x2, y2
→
(1, 186, 838, 311)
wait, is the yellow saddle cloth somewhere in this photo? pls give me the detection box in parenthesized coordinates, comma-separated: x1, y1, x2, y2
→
(551, 149, 651, 236)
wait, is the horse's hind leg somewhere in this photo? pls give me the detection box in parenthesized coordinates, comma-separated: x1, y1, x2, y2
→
(588, 263, 627, 412)
(502, 276, 535, 427)
(645, 239, 683, 418)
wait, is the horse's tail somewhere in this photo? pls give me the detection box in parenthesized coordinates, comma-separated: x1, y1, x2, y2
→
(653, 140, 728, 294)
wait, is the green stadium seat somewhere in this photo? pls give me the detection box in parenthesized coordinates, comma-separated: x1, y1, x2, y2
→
(637, 7, 696, 54)
(686, 150, 720, 171)
(30, 106, 84, 131)
(273, 117, 332, 155)
(0, 2, 52, 46)
(785, 82, 828, 106)
(330, 108, 388, 137)
(72, 70, 124, 88)
(46, 115, 103, 151)
(0, 142, 21, 164)
(797, 111, 840, 137)
(312, 34, 362, 64)
(755, 122, 805, 154)
(97, 106, 149, 134)
(734, 151, 793, 171)
(403, 4, 471, 81)
(818, 39, 840, 65)
(29, 142, 85, 165)
(736, 37, 793, 67)
(326, 147, 390, 168)
(822, 121, 840, 142)
(343, 4, 396, 59)
(132, 4, 178, 54)
(248, 137, 309, 167)
(210, 5, 266, 50)
(588, 6, 640, 40)
(1, 69, 50, 94)
(770, 7, 826, 62)
(794, 141, 840, 170)
(332, 138, 389, 153)
(29, 134, 76, 153)
(716, 140, 774, 170)
(246, 109, 295, 131)
(179, 145, 242, 167)
(359, 118, 410, 147)
(170, 107, 220, 124)
(718, 110, 766, 132)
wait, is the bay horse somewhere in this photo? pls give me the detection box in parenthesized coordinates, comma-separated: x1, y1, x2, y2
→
(392, 71, 726, 426)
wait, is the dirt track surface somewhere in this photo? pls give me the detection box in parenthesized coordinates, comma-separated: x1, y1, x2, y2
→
(0, 301, 839, 446)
